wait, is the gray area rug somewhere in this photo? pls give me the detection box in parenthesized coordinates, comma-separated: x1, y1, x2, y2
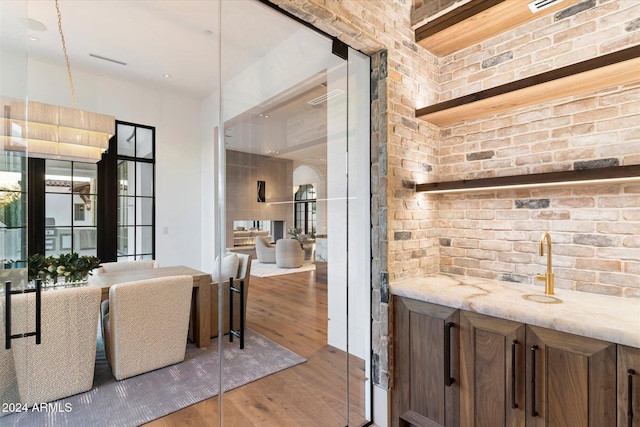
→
(1, 329, 305, 426)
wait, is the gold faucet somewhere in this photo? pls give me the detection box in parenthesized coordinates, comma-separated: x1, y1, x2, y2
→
(536, 232, 554, 295)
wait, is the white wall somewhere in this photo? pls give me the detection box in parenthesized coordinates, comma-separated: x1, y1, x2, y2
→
(27, 58, 204, 269)
(200, 92, 218, 272)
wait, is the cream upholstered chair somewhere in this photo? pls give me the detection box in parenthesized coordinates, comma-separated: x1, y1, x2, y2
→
(255, 236, 276, 263)
(0, 299, 19, 410)
(97, 259, 159, 273)
(276, 239, 305, 268)
(210, 253, 252, 338)
(8, 285, 101, 406)
(0, 271, 24, 409)
(101, 275, 192, 380)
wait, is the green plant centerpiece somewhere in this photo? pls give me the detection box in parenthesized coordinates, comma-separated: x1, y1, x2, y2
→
(28, 253, 101, 284)
(287, 227, 302, 240)
(28, 253, 56, 282)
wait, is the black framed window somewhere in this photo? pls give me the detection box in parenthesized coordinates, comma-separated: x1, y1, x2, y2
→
(110, 121, 155, 262)
(27, 158, 99, 260)
(43, 160, 98, 256)
(1, 152, 27, 268)
(23, 121, 154, 264)
(294, 184, 316, 236)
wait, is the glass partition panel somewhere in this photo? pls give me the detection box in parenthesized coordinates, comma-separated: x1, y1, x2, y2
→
(117, 160, 135, 196)
(0, 153, 27, 271)
(44, 160, 98, 256)
(136, 197, 153, 225)
(347, 47, 372, 425)
(72, 162, 97, 187)
(117, 123, 136, 157)
(219, 1, 370, 425)
(136, 225, 153, 255)
(136, 127, 153, 159)
(136, 163, 153, 197)
(73, 227, 97, 254)
(45, 194, 72, 226)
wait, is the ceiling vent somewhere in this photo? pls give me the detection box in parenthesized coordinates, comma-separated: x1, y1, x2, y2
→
(89, 53, 127, 66)
(528, 0, 563, 13)
(307, 89, 344, 106)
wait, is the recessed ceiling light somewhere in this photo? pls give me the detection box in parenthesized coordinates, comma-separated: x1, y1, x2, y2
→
(28, 35, 39, 42)
(264, 115, 269, 118)
(163, 74, 172, 79)
(20, 18, 47, 31)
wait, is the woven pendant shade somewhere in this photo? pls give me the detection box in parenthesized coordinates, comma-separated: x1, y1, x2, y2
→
(1, 97, 115, 162)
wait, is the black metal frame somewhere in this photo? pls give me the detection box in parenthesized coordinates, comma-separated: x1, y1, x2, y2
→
(629, 369, 636, 425)
(5, 279, 42, 349)
(99, 120, 156, 263)
(27, 158, 46, 256)
(228, 277, 245, 349)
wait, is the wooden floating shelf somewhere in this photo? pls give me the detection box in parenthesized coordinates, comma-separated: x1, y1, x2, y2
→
(415, 45, 640, 126)
(415, 0, 582, 57)
(416, 165, 640, 194)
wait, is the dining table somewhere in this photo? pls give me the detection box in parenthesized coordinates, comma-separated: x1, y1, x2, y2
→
(88, 266, 212, 348)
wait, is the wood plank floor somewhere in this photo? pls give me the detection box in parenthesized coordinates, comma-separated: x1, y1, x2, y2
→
(145, 271, 368, 426)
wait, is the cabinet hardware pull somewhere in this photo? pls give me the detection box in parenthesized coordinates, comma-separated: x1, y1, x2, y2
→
(444, 322, 454, 387)
(531, 345, 539, 417)
(512, 340, 518, 409)
(629, 369, 636, 426)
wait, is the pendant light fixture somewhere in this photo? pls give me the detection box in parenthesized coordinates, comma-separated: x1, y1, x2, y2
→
(1, 0, 115, 163)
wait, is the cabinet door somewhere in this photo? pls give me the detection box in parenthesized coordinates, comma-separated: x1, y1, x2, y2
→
(526, 325, 616, 427)
(618, 345, 640, 427)
(460, 311, 525, 427)
(393, 296, 460, 427)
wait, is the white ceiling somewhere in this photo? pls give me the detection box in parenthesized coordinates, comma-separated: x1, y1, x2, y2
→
(2, 0, 334, 161)
(9, 0, 302, 98)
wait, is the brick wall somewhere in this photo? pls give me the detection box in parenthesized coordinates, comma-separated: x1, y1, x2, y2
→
(438, 0, 640, 102)
(431, 0, 640, 298)
(435, 184, 640, 297)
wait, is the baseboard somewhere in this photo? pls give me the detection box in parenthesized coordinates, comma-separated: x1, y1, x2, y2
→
(373, 384, 390, 427)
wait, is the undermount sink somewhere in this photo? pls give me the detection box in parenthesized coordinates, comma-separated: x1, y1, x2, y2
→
(522, 294, 563, 304)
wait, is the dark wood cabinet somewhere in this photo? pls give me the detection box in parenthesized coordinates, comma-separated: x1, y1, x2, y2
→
(393, 296, 631, 427)
(526, 325, 617, 427)
(618, 345, 640, 427)
(459, 311, 525, 426)
(392, 296, 460, 427)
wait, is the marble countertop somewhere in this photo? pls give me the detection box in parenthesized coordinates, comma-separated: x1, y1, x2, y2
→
(391, 274, 640, 348)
